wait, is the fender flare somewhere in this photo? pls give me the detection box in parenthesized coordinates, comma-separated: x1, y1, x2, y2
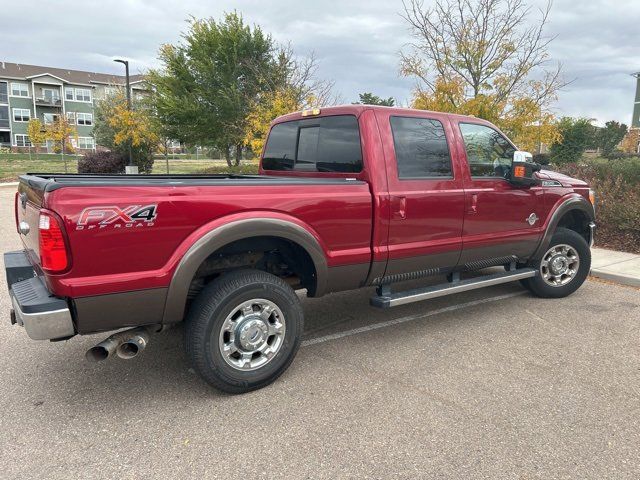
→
(531, 194, 595, 261)
(162, 217, 328, 324)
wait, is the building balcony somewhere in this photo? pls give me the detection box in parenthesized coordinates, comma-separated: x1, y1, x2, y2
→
(0, 93, 8, 104)
(0, 119, 9, 129)
(35, 97, 63, 107)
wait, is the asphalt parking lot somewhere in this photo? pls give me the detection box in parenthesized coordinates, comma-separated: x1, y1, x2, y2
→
(0, 184, 639, 479)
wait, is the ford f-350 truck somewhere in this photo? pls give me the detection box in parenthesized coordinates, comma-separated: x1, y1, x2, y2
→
(5, 105, 596, 393)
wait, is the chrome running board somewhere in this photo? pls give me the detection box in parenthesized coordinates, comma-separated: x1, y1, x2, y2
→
(370, 268, 536, 308)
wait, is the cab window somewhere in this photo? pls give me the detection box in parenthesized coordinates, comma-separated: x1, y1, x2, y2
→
(459, 123, 515, 178)
(390, 116, 452, 179)
(262, 115, 363, 173)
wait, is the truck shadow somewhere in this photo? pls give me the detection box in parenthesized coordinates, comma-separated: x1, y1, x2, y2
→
(34, 279, 530, 406)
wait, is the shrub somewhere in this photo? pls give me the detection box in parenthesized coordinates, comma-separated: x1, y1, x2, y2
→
(77, 151, 127, 174)
(555, 159, 640, 254)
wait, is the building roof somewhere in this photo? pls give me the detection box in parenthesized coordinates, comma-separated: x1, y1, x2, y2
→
(0, 61, 145, 86)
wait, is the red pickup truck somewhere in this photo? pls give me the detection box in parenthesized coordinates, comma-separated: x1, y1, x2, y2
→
(5, 105, 595, 393)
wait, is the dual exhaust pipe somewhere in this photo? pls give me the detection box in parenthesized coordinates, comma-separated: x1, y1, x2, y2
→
(85, 327, 150, 362)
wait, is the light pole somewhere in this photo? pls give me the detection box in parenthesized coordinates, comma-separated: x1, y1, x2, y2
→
(114, 58, 136, 173)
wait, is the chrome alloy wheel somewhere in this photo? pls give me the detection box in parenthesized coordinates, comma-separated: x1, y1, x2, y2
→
(218, 299, 286, 371)
(540, 244, 580, 287)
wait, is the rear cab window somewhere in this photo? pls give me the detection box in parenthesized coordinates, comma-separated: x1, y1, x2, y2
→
(262, 115, 363, 173)
(390, 116, 453, 179)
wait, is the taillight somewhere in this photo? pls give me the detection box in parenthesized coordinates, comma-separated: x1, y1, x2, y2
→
(39, 210, 69, 273)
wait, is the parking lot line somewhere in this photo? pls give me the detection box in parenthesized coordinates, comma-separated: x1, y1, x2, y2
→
(302, 290, 526, 347)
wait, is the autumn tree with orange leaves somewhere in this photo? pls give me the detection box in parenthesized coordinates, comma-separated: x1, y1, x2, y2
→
(400, 0, 565, 152)
(93, 91, 158, 172)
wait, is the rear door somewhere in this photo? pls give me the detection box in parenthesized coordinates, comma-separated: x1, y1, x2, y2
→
(375, 109, 465, 276)
(452, 121, 544, 265)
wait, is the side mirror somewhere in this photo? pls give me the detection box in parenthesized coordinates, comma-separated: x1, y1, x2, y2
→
(509, 150, 540, 186)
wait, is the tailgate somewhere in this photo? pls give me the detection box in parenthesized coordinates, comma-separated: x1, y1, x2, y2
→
(16, 176, 50, 265)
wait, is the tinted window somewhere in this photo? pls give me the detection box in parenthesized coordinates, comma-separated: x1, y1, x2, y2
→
(459, 123, 516, 178)
(297, 126, 320, 170)
(390, 116, 452, 178)
(262, 115, 363, 173)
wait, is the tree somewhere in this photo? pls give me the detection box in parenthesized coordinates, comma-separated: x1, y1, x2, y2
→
(26, 119, 46, 157)
(244, 89, 300, 155)
(243, 45, 340, 156)
(94, 91, 159, 173)
(400, 0, 564, 151)
(596, 121, 628, 157)
(148, 13, 275, 167)
(354, 92, 395, 106)
(549, 117, 595, 164)
(45, 116, 77, 173)
(620, 129, 640, 154)
(148, 15, 338, 167)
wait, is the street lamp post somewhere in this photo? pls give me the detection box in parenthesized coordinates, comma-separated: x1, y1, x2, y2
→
(114, 58, 136, 174)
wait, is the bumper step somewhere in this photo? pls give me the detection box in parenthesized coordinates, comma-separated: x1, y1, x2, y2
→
(370, 268, 536, 308)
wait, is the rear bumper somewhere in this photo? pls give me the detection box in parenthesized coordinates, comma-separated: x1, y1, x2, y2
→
(5, 250, 75, 340)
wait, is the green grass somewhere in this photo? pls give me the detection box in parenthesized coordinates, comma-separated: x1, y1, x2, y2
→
(0, 153, 259, 181)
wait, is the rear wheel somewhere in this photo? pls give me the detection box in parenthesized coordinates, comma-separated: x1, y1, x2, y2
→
(522, 227, 591, 298)
(185, 269, 303, 393)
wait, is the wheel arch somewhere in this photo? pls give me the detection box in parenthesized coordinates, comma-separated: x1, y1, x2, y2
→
(162, 216, 328, 324)
(532, 194, 595, 261)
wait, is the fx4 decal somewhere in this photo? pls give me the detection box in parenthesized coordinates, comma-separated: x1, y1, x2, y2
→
(76, 205, 158, 230)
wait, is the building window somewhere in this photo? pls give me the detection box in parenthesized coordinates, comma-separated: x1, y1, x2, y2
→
(77, 137, 95, 149)
(43, 113, 59, 124)
(11, 83, 29, 97)
(76, 112, 93, 126)
(104, 86, 119, 97)
(65, 87, 75, 101)
(13, 108, 30, 122)
(66, 112, 75, 124)
(0, 82, 8, 104)
(15, 134, 31, 147)
(75, 88, 92, 102)
(0, 105, 9, 129)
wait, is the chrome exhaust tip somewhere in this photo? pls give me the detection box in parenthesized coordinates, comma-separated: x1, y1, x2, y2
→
(85, 337, 121, 362)
(116, 331, 149, 360)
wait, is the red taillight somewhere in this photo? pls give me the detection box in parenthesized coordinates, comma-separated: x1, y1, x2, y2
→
(39, 210, 69, 273)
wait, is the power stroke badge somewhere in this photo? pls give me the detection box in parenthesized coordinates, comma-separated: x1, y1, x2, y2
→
(76, 205, 158, 230)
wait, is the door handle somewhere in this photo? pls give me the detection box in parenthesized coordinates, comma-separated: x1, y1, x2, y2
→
(392, 195, 407, 220)
(468, 194, 478, 214)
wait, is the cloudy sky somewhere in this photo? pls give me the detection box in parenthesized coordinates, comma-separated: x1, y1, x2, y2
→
(2, 0, 638, 125)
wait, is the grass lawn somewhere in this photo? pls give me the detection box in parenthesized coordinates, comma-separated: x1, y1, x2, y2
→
(0, 153, 258, 182)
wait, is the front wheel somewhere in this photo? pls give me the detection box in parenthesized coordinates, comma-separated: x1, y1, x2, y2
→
(185, 269, 304, 393)
(522, 227, 591, 298)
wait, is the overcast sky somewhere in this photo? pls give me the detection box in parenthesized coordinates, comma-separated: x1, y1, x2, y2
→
(2, 0, 638, 125)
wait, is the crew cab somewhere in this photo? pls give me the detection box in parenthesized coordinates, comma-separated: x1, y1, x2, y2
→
(5, 105, 596, 393)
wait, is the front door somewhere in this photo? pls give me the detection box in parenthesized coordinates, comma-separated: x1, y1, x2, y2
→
(375, 110, 465, 277)
(453, 121, 544, 266)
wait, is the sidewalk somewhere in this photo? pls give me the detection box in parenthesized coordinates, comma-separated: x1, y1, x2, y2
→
(591, 247, 640, 288)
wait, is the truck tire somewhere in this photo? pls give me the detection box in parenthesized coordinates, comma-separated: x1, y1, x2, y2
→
(522, 227, 591, 298)
(185, 269, 303, 393)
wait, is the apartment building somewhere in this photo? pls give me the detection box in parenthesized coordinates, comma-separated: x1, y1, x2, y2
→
(0, 61, 146, 152)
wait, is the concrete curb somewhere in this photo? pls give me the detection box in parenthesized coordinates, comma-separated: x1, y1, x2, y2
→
(590, 269, 640, 288)
(0, 182, 18, 187)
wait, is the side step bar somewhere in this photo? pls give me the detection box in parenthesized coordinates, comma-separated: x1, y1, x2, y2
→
(370, 268, 536, 308)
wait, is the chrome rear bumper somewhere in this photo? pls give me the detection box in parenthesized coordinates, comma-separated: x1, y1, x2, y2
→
(5, 250, 75, 340)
